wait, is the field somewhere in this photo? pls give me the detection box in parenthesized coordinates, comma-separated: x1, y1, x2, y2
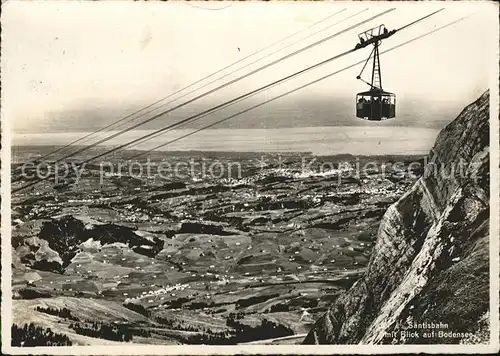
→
(11, 146, 423, 345)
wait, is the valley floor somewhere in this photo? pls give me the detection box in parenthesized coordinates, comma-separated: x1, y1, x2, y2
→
(11, 149, 423, 345)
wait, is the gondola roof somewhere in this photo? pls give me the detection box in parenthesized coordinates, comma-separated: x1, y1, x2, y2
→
(357, 89, 395, 96)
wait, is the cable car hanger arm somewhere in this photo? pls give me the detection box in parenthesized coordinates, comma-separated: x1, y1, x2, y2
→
(128, 15, 469, 160)
(354, 7, 444, 91)
(34, 8, 396, 170)
(353, 8, 444, 50)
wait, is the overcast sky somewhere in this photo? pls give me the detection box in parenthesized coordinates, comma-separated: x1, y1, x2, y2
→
(3, 1, 497, 135)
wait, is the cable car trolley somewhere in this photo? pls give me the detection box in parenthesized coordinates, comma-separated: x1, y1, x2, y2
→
(354, 24, 397, 121)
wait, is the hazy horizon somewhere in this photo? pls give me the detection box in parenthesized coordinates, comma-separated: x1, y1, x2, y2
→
(13, 126, 441, 157)
(3, 1, 496, 137)
(9, 92, 478, 134)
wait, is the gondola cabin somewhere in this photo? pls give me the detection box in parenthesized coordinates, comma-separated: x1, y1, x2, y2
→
(354, 25, 397, 121)
(356, 89, 396, 121)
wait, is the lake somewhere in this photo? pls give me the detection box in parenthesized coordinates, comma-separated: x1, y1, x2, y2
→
(13, 126, 439, 156)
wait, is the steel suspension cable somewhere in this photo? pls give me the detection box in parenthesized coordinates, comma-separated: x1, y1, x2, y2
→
(107, 8, 445, 155)
(13, 10, 454, 193)
(12, 46, 358, 191)
(33, 8, 349, 162)
(31, 8, 395, 167)
(128, 16, 468, 160)
(57, 8, 367, 159)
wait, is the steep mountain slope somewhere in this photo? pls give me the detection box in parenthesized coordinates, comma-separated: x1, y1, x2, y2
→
(304, 90, 490, 344)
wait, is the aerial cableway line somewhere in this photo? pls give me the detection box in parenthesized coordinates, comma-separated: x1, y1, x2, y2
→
(15, 46, 357, 194)
(126, 15, 467, 160)
(12, 9, 450, 193)
(26, 8, 395, 168)
(352, 8, 445, 121)
(101, 8, 443, 154)
(34, 8, 351, 162)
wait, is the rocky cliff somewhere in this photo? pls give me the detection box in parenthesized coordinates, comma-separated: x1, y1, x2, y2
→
(304, 90, 490, 345)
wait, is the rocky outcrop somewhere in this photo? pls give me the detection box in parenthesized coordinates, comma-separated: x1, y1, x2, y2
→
(304, 91, 490, 344)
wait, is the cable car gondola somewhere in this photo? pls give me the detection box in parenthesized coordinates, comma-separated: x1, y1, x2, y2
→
(354, 25, 396, 121)
(356, 89, 395, 121)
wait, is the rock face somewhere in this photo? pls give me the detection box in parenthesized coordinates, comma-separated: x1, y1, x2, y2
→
(304, 91, 490, 344)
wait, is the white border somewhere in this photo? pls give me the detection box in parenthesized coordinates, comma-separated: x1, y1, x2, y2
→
(488, 0, 500, 350)
(1, 1, 499, 355)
